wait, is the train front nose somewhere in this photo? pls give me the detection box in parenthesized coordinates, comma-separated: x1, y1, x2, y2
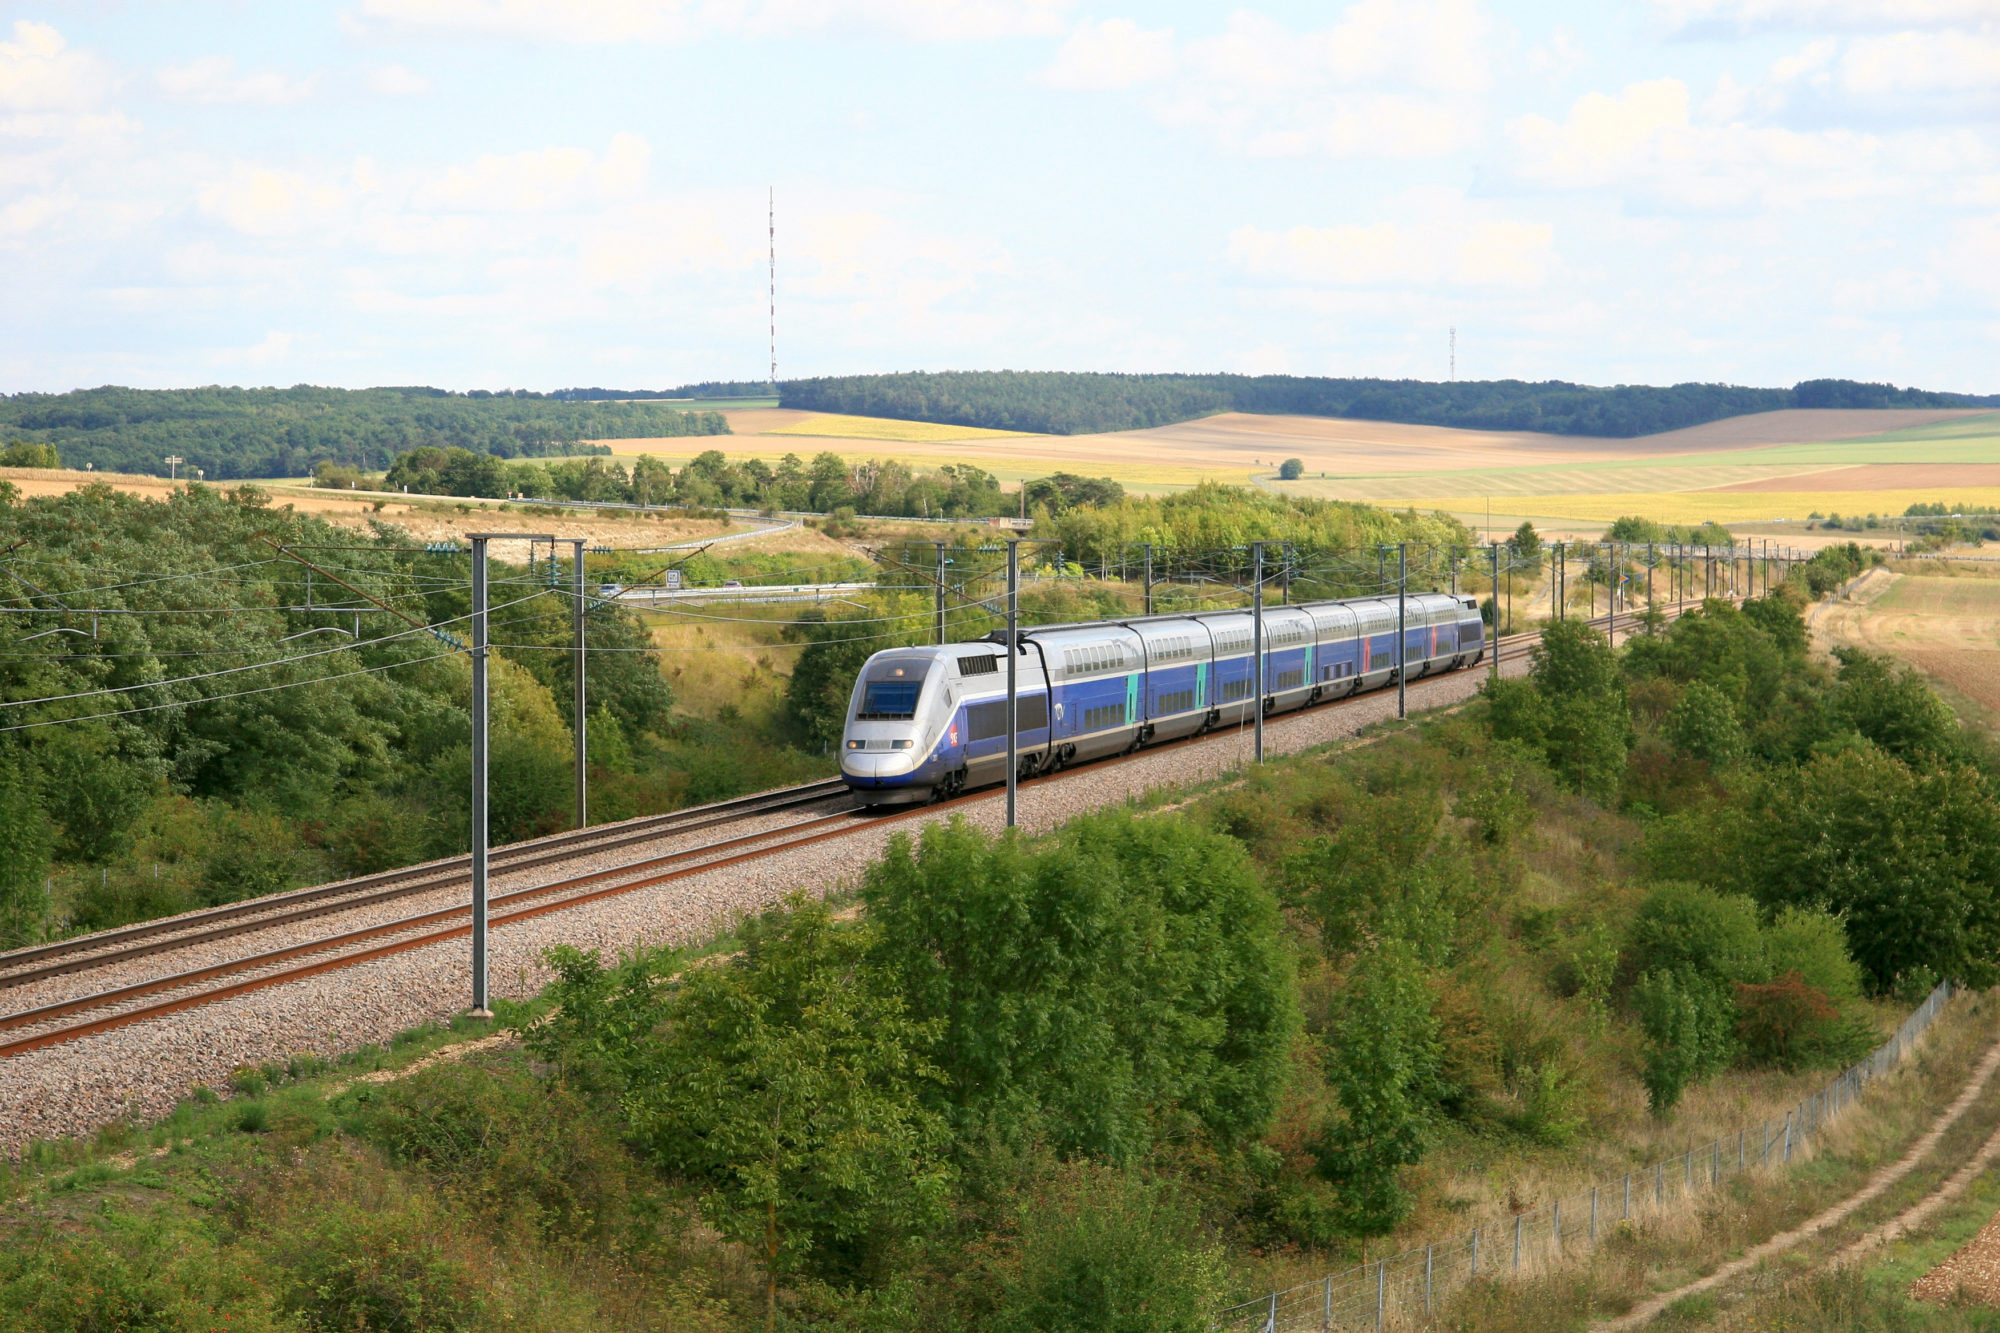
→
(841, 743, 919, 782)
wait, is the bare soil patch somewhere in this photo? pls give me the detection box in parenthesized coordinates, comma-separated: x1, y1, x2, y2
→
(1911, 1210, 2000, 1306)
(1707, 463, 2000, 494)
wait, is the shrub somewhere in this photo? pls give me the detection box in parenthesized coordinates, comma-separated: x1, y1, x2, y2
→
(1278, 457, 1305, 480)
(986, 1166, 1228, 1333)
(271, 1198, 484, 1333)
(1735, 973, 1845, 1071)
(1667, 680, 1745, 764)
(1763, 907, 1863, 1002)
(1635, 968, 1737, 1115)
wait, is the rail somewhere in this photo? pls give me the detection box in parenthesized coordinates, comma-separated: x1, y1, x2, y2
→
(1214, 980, 1956, 1332)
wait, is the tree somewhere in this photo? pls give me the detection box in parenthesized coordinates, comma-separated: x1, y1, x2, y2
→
(1667, 679, 1745, 764)
(621, 899, 952, 1317)
(1498, 619, 1626, 799)
(1748, 747, 2000, 992)
(1313, 940, 1442, 1233)
(0, 743, 52, 946)
(863, 813, 1296, 1161)
(1634, 966, 1736, 1115)
(1278, 458, 1304, 480)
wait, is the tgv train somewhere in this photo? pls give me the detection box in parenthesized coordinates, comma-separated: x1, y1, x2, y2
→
(840, 593, 1486, 804)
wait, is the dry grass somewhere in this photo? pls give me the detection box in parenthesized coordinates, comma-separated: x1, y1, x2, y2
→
(1817, 569, 2000, 731)
(762, 412, 1031, 442)
(1426, 992, 2000, 1332)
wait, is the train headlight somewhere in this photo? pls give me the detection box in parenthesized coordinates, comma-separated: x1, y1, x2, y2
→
(891, 739, 913, 749)
(846, 740, 864, 750)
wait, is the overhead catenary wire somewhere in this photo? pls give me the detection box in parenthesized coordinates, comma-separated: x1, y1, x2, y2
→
(0, 590, 547, 711)
(0, 649, 464, 734)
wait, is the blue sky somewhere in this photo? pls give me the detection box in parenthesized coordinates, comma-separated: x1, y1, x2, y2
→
(3, 0, 1996, 394)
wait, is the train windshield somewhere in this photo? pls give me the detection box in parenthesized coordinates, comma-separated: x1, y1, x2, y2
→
(857, 661, 932, 719)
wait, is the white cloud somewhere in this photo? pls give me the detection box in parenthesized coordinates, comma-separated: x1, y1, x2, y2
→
(1039, 18, 1174, 90)
(1506, 77, 1992, 209)
(1228, 203, 1555, 289)
(0, 20, 111, 111)
(1139, 1, 1491, 159)
(237, 331, 295, 365)
(0, 187, 75, 241)
(158, 56, 316, 106)
(353, 0, 1072, 42)
(1837, 29, 2000, 95)
(369, 65, 432, 97)
(199, 167, 346, 235)
(1650, 0, 2000, 33)
(418, 133, 650, 212)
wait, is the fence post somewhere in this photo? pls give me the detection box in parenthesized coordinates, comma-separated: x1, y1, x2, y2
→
(1624, 1174, 1631, 1220)
(1471, 1228, 1479, 1278)
(1591, 1187, 1598, 1240)
(1425, 1245, 1434, 1315)
(1375, 1260, 1385, 1332)
(1739, 1128, 1744, 1171)
(1552, 1200, 1561, 1254)
(1656, 1162, 1662, 1205)
(1514, 1215, 1522, 1271)
(1685, 1152, 1692, 1192)
(1784, 1112, 1794, 1163)
(1323, 1275, 1332, 1333)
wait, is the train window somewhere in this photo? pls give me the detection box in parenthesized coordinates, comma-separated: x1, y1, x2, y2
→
(1156, 688, 1196, 713)
(858, 680, 922, 719)
(965, 695, 1049, 740)
(1084, 703, 1124, 731)
(1274, 668, 1304, 690)
(1221, 678, 1252, 702)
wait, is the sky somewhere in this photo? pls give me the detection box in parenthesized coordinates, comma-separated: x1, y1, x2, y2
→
(2, 0, 1997, 395)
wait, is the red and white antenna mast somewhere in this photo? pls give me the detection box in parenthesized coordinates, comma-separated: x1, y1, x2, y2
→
(768, 187, 777, 389)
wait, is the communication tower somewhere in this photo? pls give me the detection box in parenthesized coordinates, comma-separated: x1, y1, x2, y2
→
(768, 188, 777, 390)
(1449, 326, 1456, 382)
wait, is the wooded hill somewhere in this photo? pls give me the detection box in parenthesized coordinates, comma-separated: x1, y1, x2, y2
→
(777, 372, 2000, 437)
(0, 386, 728, 480)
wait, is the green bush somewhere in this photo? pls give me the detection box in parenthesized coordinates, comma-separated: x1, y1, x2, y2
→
(1624, 882, 1768, 988)
(1763, 907, 1864, 1002)
(1635, 967, 1737, 1115)
(272, 1198, 484, 1333)
(986, 1166, 1228, 1333)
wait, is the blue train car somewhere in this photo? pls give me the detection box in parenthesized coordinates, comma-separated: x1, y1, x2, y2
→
(839, 592, 1486, 804)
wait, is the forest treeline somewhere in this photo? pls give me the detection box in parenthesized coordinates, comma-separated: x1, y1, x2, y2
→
(781, 371, 1999, 437)
(0, 386, 726, 480)
(343, 445, 1127, 522)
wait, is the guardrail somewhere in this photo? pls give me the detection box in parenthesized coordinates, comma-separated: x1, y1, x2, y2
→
(1216, 980, 1956, 1332)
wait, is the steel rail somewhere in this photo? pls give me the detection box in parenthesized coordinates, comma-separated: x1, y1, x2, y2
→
(0, 778, 852, 983)
(0, 809, 869, 1041)
(0, 596, 1729, 1059)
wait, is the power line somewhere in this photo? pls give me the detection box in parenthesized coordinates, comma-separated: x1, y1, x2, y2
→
(0, 649, 462, 735)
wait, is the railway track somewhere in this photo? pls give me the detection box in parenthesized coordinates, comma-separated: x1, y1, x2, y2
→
(0, 605, 1676, 1062)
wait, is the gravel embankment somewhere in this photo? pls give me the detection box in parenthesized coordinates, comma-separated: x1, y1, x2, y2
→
(0, 806, 853, 1035)
(0, 658, 1521, 1153)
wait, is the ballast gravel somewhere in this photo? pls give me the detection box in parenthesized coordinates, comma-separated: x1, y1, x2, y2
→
(0, 657, 1523, 1154)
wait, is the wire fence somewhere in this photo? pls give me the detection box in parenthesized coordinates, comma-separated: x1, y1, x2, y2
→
(1215, 979, 1957, 1332)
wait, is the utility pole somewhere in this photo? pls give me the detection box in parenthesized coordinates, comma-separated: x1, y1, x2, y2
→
(466, 532, 553, 1018)
(1252, 542, 1265, 764)
(1005, 540, 1019, 829)
(1143, 542, 1154, 617)
(163, 455, 183, 481)
(933, 541, 947, 645)
(469, 536, 492, 1018)
(1397, 543, 1408, 719)
(1647, 543, 1655, 633)
(1489, 541, 1501, 679)
(568, 539, 588, 829)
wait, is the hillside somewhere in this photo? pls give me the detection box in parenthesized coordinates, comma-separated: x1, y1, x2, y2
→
(776, 372, 2000, 438)
(0, 386, 729, 480)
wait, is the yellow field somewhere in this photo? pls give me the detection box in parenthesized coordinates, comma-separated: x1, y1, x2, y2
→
(1388, 489, 2000, 526)
(763, 413, 1032, 443)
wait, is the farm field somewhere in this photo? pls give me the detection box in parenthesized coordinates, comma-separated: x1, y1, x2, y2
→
(1818, 566, 2000, 727)
(597, 407, 2000, 527)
